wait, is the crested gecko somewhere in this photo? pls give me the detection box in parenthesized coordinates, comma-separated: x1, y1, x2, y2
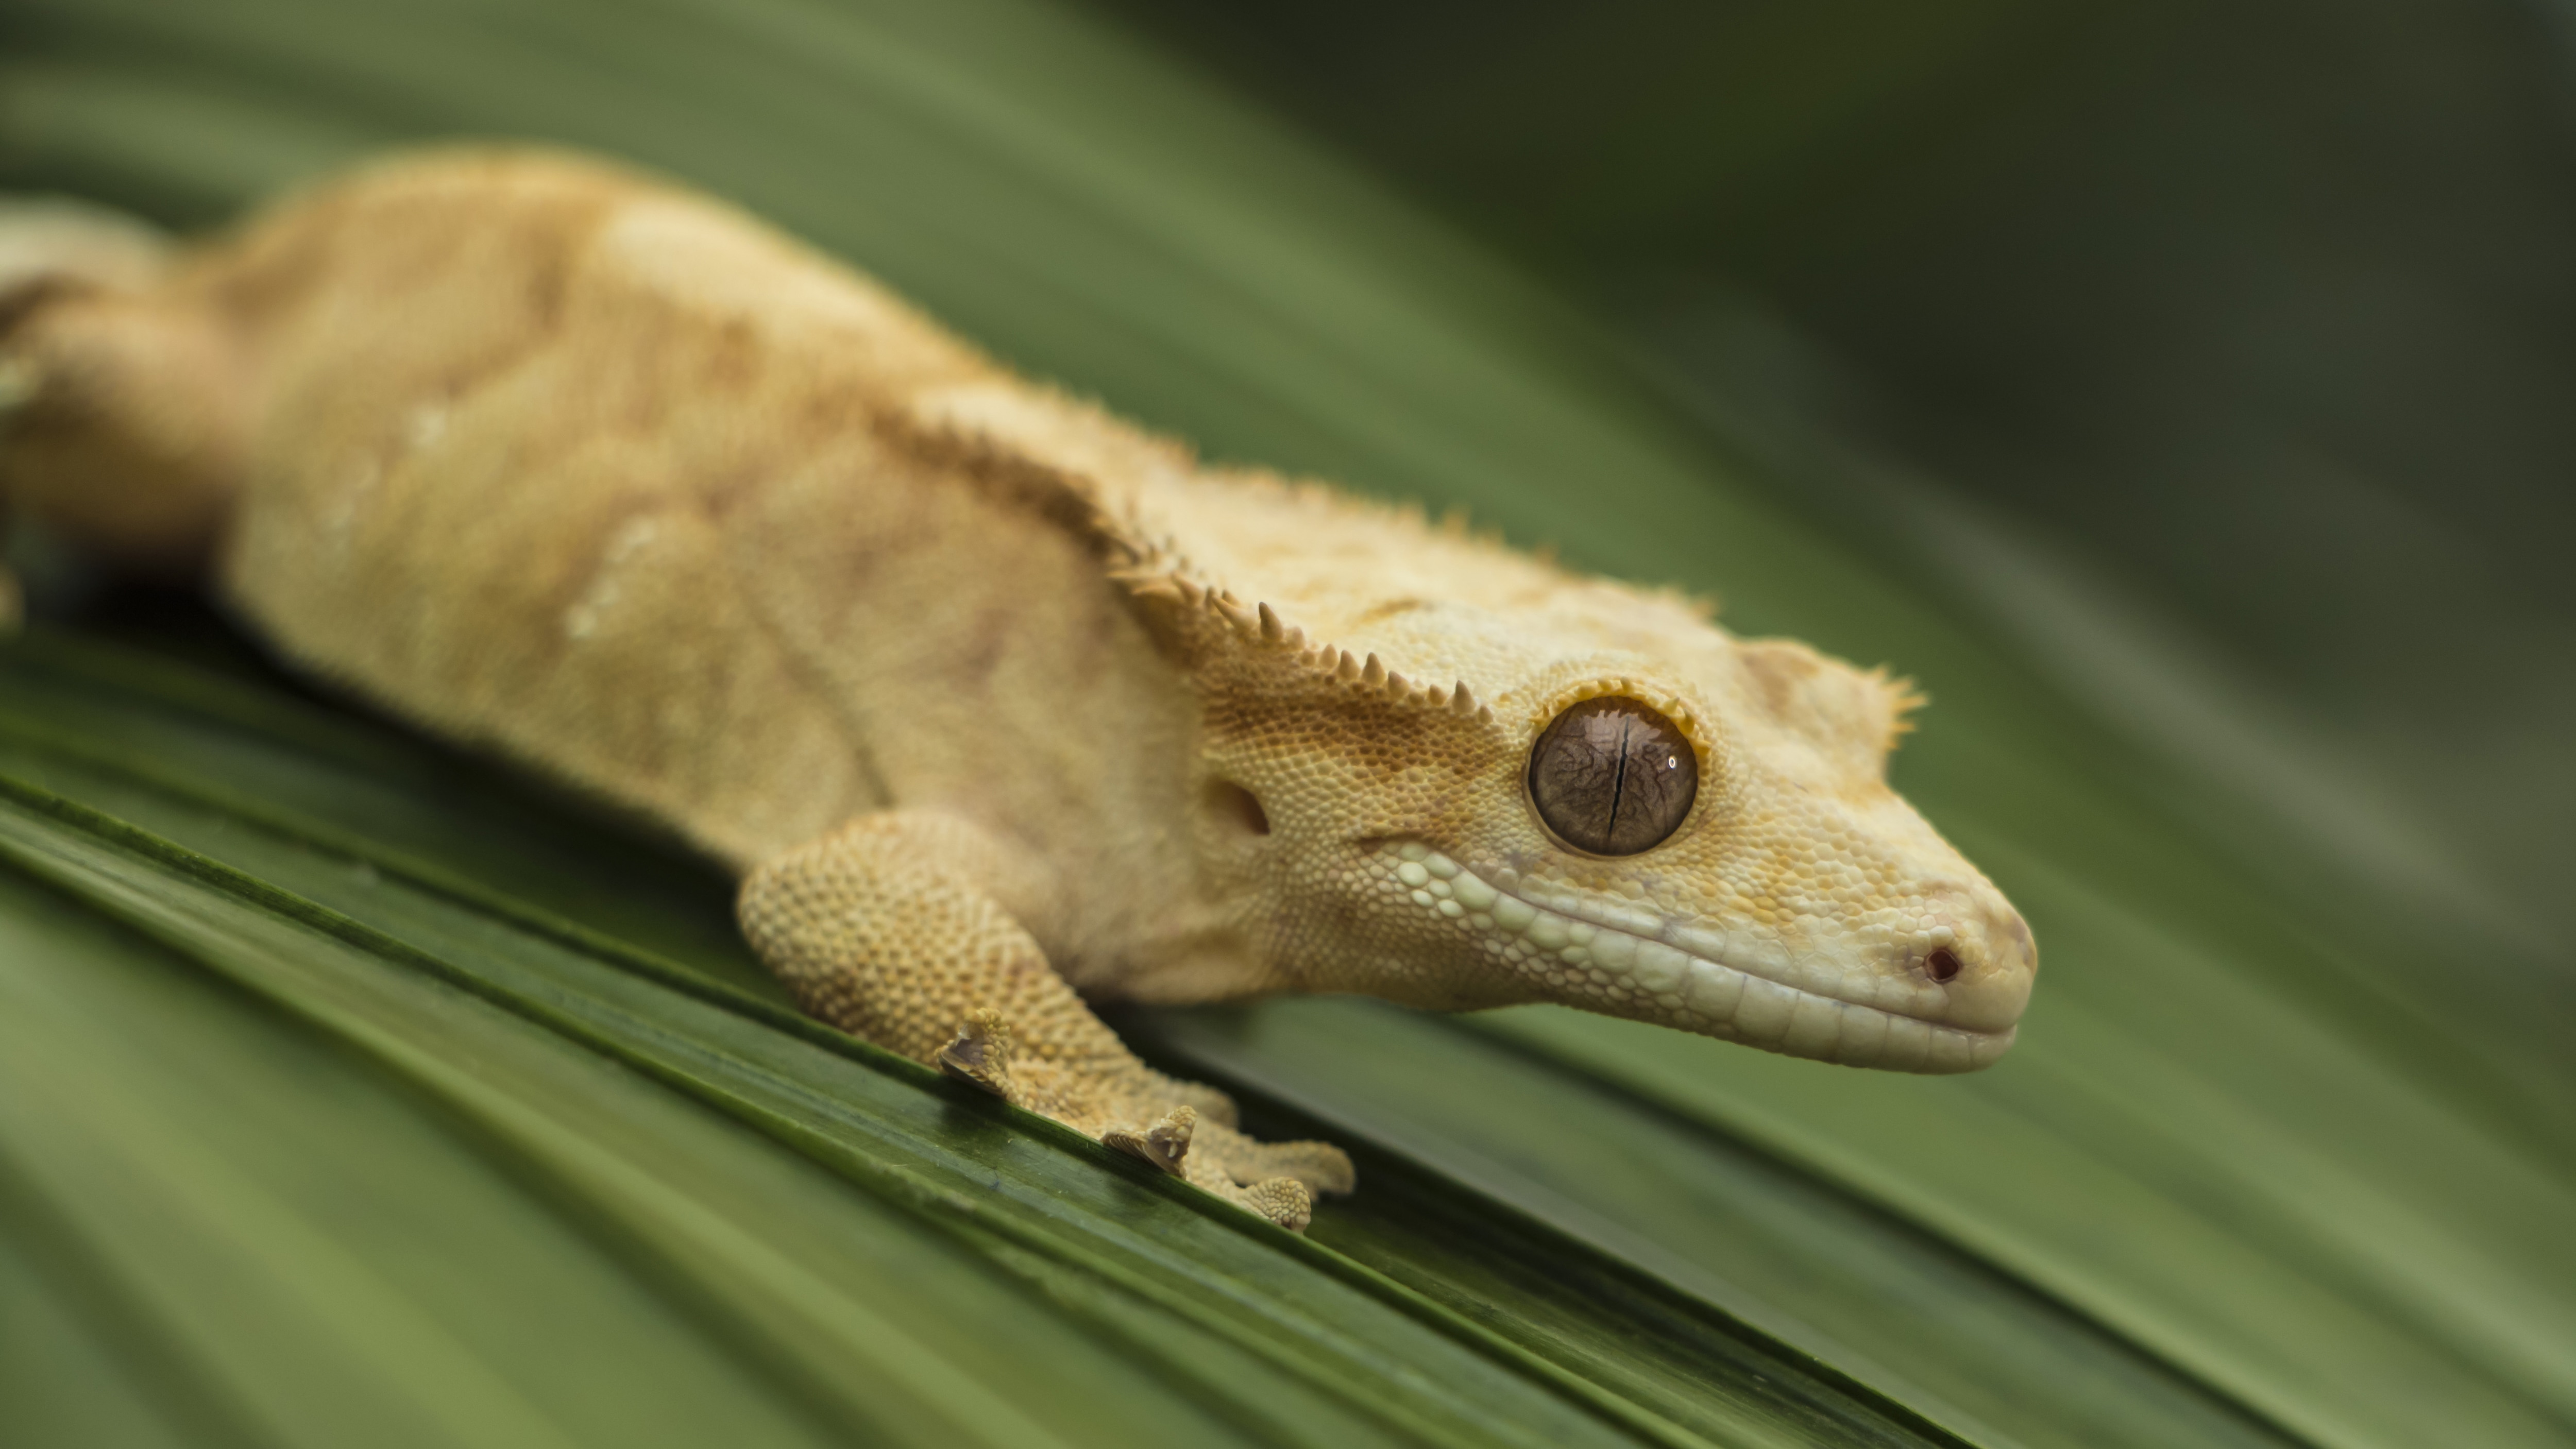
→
(0, 151, 2037, 1230)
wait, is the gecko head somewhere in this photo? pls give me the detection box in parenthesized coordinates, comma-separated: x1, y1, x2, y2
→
(1190, 604, 2037, 1073)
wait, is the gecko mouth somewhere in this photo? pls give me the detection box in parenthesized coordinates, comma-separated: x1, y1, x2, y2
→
(1388, 843, 2015, 1072)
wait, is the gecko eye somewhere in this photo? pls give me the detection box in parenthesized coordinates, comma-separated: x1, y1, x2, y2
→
(1527, 697, 1698, 855)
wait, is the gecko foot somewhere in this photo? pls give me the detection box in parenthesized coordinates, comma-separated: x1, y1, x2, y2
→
(1109, 1105, 1353, 1231)
(1185, 1121, 1357, 1199)
(1103, 1106, 1343, 1230)
(938, 1008, 1354, 1231)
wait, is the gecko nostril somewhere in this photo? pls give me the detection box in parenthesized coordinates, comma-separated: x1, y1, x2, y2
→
(1926, 948, 1962, 983)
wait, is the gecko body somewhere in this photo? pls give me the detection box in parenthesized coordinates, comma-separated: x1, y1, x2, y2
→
(0, 151, 2036, 1228)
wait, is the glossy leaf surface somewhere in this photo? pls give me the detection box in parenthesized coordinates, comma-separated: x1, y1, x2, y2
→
(2, 2, 2568, 1446)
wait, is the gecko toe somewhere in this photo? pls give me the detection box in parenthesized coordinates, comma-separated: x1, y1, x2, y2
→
(1227, 1138, 1353, 1196)
(1103, 1103, 1197, 1175)
(936, 1008, 1019, 1099)
(1184, 1118, 1357, 1197)
(1266, 1140, 1357, 1196)
(1239, 1176, 1315, 1233)
(1177, 1141, 1319, 1230)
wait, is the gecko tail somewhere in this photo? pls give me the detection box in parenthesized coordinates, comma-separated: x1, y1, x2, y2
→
(0, 195, 244, 603)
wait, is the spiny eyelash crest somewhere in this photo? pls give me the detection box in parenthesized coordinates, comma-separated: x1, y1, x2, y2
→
(1534, 676, 1714, 772)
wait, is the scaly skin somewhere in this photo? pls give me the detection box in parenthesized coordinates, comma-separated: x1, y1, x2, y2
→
(0, 150, 2037, 1229)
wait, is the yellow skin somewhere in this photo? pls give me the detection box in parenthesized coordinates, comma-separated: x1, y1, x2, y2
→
(0, 151, 2037, 1229)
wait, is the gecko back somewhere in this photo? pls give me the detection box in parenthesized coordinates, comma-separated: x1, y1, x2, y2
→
(0, 155, 1066, 868)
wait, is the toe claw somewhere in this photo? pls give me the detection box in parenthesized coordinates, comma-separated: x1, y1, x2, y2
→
(937, 1009, 1018, 1098)
(1103, 1104, 1197, 1176)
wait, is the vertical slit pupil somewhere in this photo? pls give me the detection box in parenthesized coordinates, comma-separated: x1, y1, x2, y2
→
(1606, 713, 1631, 838)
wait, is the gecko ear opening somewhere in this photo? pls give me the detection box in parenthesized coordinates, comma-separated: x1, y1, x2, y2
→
(1205, 778, 1272, 837)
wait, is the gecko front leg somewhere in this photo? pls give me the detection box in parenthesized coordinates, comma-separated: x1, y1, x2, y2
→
(737, 811, 1352, 1229)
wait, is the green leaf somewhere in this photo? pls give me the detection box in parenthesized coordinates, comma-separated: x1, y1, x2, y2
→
(1, 2, 2568, 1447)
(6, 634, 2026, 1449)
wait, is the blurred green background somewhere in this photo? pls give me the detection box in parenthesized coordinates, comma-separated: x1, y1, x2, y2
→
(1, 2, 2569, 1446)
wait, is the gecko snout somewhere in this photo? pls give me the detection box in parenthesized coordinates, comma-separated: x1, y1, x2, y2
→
(1922, 900, 2037, 1033)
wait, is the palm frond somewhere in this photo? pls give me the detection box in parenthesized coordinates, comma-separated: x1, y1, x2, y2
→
(2, 2, 2568, 1446)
